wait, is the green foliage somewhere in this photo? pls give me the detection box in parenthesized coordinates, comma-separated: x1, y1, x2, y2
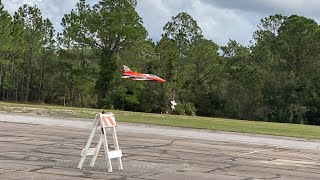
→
(113, 81, 145, 111)
(155, 37, 179, 106)
(173, 102, 197, 116)
(163, 12, 203, 56)
(61, 0, 147, 108)
(161, 12, 203, 104)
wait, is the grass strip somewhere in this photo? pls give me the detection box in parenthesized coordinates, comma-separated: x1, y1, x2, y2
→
(1, 101, 320, 140)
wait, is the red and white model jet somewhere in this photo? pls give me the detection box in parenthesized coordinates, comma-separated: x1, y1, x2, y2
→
(121, 65, 166, 83)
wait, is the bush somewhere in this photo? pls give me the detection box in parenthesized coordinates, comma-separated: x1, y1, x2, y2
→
(173, 102, 197, 116)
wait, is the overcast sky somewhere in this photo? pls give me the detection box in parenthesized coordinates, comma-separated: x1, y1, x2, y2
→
(3, 0, 320, 46)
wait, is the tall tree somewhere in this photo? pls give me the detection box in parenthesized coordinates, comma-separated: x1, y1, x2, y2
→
(222, 40, 264, 119)
(62, 0, 147, 108)
(251, 14, 287, 121)
(277, 15, 320, 123)
(59, 0, 98, 107)
(156, 37, 179, 106)
(184, 38, 222, 116)
(0, 0, 13, 100)
(254, 14, 287, 39)
(36, 18, 55, 102)
(162, 12, 202, 102)
(163, 12, 203, 56)
(12, 4, 55, 102)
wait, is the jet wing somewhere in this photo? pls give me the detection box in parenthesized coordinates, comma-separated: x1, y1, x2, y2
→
(132, 78, 150, 81)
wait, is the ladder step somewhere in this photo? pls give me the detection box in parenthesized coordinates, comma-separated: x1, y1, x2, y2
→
(81, 148, 96, 156)
(108, 150, 122, 159)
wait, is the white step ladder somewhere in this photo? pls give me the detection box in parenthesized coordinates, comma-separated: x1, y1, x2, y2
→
(78, 112, 123, 172)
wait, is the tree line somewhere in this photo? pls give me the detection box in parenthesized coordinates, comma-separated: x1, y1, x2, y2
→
(1, 0, 320, 125)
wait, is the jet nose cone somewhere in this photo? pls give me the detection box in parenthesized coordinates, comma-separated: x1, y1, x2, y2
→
(158, 78, 166, 82)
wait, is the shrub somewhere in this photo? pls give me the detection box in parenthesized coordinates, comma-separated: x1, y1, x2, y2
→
(173, 102, 197, 116)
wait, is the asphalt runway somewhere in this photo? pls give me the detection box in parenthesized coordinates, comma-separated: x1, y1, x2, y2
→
(0, 113, 320, 179)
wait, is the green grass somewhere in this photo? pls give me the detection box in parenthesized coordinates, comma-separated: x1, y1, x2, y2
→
(1, 101, 320, 140)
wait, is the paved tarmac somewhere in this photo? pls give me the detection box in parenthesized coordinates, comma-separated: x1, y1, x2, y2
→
(0, 112, 320, 179)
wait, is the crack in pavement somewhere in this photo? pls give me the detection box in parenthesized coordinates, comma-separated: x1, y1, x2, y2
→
(0, 169, 20, 175)
(126, 139, 177, 150)
(203, 164, 238, 173)
(29, 166, 52, 172)
(258, 173, 281, 180)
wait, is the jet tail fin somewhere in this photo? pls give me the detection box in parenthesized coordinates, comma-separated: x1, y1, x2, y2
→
(123, 65, 132, 73)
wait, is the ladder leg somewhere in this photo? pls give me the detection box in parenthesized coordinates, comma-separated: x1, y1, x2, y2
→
(78, 119, 99, 169)
(102, 126, 113, 172)
(112, 127, 123, 170)
(90, 133, 103, 167)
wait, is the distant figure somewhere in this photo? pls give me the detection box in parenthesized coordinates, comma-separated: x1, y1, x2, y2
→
(170, 100, 177, 110)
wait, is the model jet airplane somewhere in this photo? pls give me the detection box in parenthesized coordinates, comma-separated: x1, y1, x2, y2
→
(121, 65, 166, 83)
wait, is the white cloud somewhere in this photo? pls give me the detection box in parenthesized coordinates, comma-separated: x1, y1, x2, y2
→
(187, 0, 255, 46)
(136, 0, 173, 40)
(137, 0, 256, 46)
(3, 0, 79, 33)
(202, 0, 320, 21)
(3, 0, 320, 46)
